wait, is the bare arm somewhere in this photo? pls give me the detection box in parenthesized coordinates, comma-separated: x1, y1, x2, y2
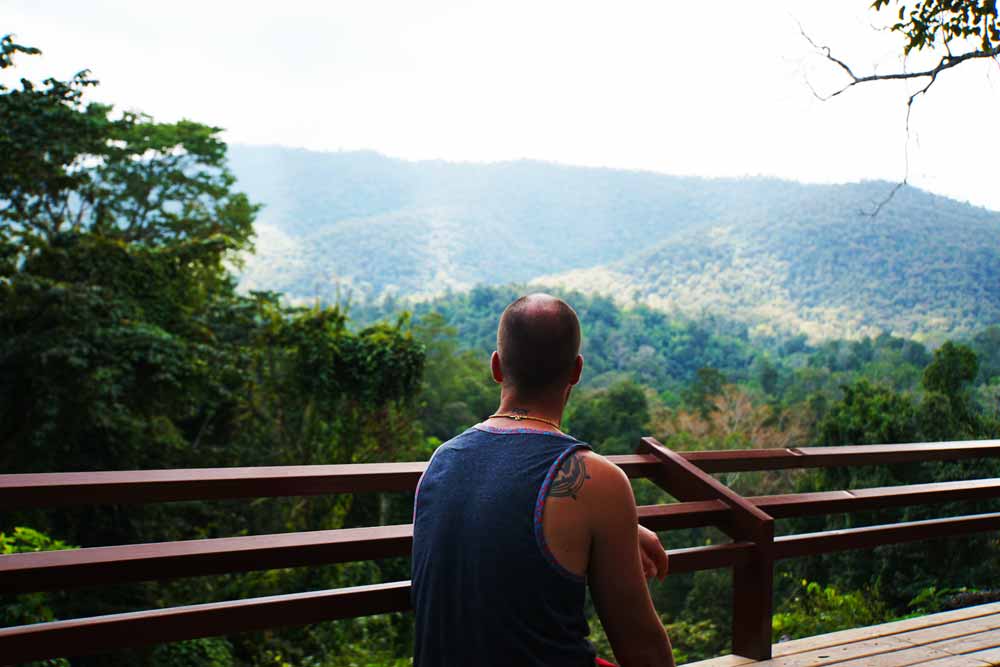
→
(584, 454, 674, 667)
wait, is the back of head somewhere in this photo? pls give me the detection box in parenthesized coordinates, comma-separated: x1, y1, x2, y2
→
(497, 293, 581, 400)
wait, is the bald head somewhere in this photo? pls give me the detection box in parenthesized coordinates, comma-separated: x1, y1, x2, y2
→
(496, 293, 581, 399)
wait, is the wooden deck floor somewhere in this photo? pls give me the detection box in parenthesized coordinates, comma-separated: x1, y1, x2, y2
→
(687, 602, 1000, 667)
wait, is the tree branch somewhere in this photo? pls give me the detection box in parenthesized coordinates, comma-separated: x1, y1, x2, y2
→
(800, 25, 999, 216)
(799, 25, 1000, 101)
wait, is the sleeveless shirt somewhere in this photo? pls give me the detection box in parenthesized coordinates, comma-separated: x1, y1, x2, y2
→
(412, 425, 596, 667)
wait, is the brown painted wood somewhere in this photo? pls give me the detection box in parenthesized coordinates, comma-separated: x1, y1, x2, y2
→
(665, 542, 754, 574)
(5, 440, 998, 509)
(0, 540, 747, 662)
(5, 438, 1000, 663)
(754, 478, 1000, 518)
(774, 512, 1000, 560)
(0, 525, 413, 594)
(0, 581, 412, 664)
(0, 521, 749, 594)
(683, 440, 1000, 473)
(637, 438, 772, 539)
(636, 477, 1000, 532)
(0, 457, 663, 509)
(638, 437, 775, 661)
(0, 463, 428, 509)
(637, 500, 731, 530)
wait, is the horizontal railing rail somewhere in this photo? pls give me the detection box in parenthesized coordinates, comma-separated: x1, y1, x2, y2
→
(2, 438, 1000, 664)
(7, 477, 1000, 595)
(5, 440, 998, 508)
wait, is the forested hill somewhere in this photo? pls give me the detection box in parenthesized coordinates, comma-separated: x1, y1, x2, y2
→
(543, 185, 1000, 342)
(230, 145, 1000, 341)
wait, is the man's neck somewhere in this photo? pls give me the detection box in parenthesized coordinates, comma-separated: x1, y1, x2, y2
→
(487, 394, 566, 433)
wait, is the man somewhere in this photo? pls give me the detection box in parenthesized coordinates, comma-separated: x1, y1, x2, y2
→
(412, 293, 675, 667)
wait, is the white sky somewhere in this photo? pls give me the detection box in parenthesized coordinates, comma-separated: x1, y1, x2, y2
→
(6, 0, 1000, 211)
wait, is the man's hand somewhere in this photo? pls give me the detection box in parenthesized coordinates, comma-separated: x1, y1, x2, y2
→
(637, 525, 668, 581)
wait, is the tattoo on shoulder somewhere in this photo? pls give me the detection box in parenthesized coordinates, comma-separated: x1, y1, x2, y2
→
(550, 452, 590, 500)
(510, 407, 529, 415)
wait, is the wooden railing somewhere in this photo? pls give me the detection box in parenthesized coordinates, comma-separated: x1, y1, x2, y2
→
(2, 438, 1000, 663)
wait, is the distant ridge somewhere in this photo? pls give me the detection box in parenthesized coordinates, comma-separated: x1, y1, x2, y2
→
(229, 145, 1000, 341)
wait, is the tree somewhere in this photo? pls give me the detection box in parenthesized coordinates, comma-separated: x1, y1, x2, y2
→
(411, 311, 497, 443)
(681, 367, 727, 417)
(0, 34, 256, 274)
(1, 35, 429, 665)
(808, 2, 998, 101)
(564, 379, 650, 454)
(919, 341, 980, 438)
(802, 2, 999, 212)
(817, 379, 919, 447)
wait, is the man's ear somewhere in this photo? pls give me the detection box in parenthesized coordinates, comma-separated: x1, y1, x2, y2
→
(490, 351, 504, 384)
(569, 354, 583, 386)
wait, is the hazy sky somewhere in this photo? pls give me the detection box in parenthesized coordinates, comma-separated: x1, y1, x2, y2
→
(6, 0, 1000, 210)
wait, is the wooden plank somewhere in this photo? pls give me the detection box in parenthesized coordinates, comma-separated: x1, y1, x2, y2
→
(680, 655, 756, 667)
(0, 581, 412, 664)
(0, 457, 663, 509)
(893, 616, 1000, 647)
(754, 636, 917, 667)
(926, 628, 1000, 656)
(774, 513, 1000, 560)
(0, 539, 756, 660)
(638, 500, 731, 530)
(0, 463, 428, 508)
(641, 477, 1000, 530)
(831, 643, 962, 667)
(685, 440, 1000, 473)
(756, 479, 1000, 519)
(953, 646, 1000, 664)
(639, 437, 775, 661)
(0, 525, 413, 593)
(637, 439, 772, 547)
(908, 654, 999, 667)
(666, 542, 754, 574)
(5, 439, 998, 509)
(0, 525, 750, 594)
(773, 604, 1000, 658)
(643, 478, 1000, 528)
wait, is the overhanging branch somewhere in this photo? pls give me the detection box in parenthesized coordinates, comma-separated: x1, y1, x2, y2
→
(800, 25, 999, 216)
(801, 25, 1000, 101)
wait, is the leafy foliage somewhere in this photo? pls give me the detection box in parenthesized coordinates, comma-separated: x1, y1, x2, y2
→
(872, 0, 999, 53)
(565, 380, 651, 454)
(772, 580, 889, 641)
(0, 528, 75, 667)
(0, 35, 425, 666)
(150, 639, 235, 667)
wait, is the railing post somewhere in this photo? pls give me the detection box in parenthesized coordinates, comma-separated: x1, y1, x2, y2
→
(731, 528, 774, 660)
(638, 437, 775, 660)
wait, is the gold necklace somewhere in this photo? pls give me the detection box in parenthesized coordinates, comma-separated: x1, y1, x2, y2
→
(488, 413, 563, 430)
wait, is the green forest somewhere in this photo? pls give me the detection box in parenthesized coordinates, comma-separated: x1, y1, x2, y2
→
(229, 145, 1000, 342)
(3, 31, 1000, 667)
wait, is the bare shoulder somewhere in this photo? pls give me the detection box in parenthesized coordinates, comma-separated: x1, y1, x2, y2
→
(550, 449, 630, 502)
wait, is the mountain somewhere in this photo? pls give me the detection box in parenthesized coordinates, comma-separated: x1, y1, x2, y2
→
(229, 145, 1000, 341)
(538, 184, 1000, 341)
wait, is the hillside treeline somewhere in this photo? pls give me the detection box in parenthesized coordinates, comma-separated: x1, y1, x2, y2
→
(230, 144, 1000, 342)
(3, 35, 1000, 667)
(384, 285, 1000, 662)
